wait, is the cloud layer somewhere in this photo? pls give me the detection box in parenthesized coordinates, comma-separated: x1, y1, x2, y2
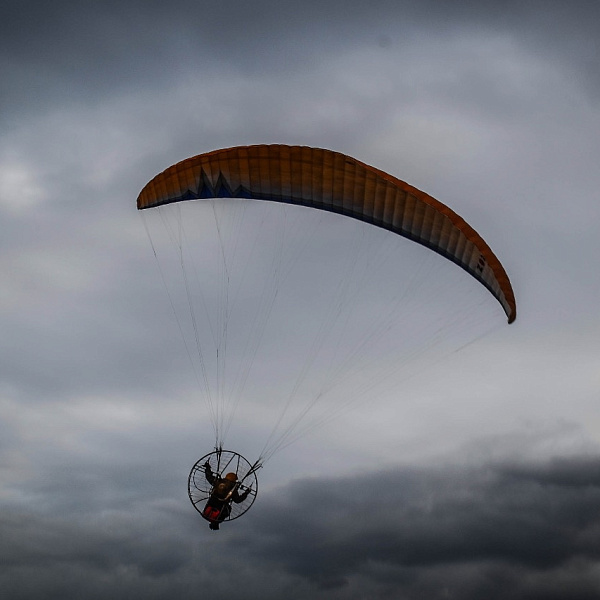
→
(2, 1, 600, 598)
(3, 430, 600, 599)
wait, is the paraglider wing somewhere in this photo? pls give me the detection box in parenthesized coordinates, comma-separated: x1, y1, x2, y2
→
(137, 145, 516, 323)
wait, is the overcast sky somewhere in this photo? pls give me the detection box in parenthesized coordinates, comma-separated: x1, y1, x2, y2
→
(2, 1, 600, 598)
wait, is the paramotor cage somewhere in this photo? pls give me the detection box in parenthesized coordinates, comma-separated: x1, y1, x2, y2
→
(188, 449, 259, 522)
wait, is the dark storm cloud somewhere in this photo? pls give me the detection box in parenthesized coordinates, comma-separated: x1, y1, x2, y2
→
(2, 1, 600, 598)
(1, 0, 598, 124)
(234, 451, 600, 598)
(0, 506, 195, 600)
(3, 444, 600, 599)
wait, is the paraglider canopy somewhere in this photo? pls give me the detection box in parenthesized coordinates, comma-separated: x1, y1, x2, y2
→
(138, 144, 516, 323)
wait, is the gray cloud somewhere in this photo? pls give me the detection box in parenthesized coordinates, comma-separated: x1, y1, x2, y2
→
(2, 1, 600, 598)
(239, 454, 600, 586)
(1, 0, 598, 125)
(2, 438, 600, 599)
